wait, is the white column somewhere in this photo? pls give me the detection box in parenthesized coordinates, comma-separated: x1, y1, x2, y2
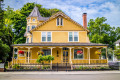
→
(88, 48, 90, 64)
(28, 48, 30, 63)
(50, 47, 53, 69)
(69, 47, 72, 63)
(59, 47, 63, 63)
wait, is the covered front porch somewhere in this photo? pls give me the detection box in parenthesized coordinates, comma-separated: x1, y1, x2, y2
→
(9, 43, 108, 70)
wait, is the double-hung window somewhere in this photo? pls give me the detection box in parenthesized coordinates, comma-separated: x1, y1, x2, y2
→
(32, 25, 35, 29)
(42, 32, 46, 42)
(42, 32, 51, 42)
(47, 32, 51, 42)
(57, 17, 63, 26)
(69, 32, 78, 42)
(27, 26, 30, 32)
(27, 38, 29, 43)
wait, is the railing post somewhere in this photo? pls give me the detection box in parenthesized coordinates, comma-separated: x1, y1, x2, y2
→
(57, 62, 58, 71)
(66, 62, 67, 72)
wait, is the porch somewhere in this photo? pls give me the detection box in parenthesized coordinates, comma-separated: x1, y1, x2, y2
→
(9, 43, 108, 70)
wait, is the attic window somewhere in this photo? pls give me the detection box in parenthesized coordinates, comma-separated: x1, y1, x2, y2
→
(57, 17, 63, 26)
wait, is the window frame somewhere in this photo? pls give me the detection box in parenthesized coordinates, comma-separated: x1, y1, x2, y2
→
(32, 19, 35, 22)
(68, 32, 79, 42)
(42, 49, 51, 56)
(56, 17, 63, 26)
(31, 25, 36, 30)
(41, 32, 52, 42)
(26, 38, 29, 43)
(27, 26, 30, 32)
(73, 48, 84, 59)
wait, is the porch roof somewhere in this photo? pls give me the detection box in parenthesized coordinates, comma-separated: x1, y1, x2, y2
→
(12, 43, 108, 47)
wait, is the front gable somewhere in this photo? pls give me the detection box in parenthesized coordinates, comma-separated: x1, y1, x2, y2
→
(30, 12, 89, 32)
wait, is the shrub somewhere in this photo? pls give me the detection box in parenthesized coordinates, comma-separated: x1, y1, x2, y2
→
(13, 64, 20, 69)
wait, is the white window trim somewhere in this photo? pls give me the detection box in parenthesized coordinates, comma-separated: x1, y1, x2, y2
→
(73, 48, 84, 60)
(41, 32, 52, 42)
(68, 32, 79, 42)
(56, 17, 63, 26)
(32, 19, 35, 22)
(26, 38, 29, 43)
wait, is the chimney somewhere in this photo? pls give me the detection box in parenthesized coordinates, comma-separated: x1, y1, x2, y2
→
(82, 13, 87, 29)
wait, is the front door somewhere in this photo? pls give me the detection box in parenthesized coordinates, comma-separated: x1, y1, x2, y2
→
(63, 50, 69, 63)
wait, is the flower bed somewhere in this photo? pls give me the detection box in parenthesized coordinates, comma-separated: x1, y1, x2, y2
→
(73, 66, 113, 71)
(12, 64, 51, 71)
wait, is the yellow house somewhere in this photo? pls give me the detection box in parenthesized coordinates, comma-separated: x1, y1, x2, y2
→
(11, 6, 108, 70)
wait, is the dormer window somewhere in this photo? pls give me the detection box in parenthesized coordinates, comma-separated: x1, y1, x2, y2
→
(32, 25, 36, 29)
(57, 17, 63, 26)
(32, 19, 35, 22)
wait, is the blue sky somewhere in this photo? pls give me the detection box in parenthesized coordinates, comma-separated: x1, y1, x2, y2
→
(3, 0, 120, 27)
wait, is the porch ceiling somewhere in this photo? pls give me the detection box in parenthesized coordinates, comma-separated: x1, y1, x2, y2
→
(12, 43, 108, 47)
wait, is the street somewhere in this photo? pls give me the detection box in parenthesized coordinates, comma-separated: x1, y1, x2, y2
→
(0, 71, 120, 80)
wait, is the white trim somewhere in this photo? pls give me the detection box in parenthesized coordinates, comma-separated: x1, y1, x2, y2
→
(34, 31, 86, 32)
(56, 17, 63, 26)
(68, 32, 79, 42)
(73, 48, 84, 60)
(41, 32, 52, 42)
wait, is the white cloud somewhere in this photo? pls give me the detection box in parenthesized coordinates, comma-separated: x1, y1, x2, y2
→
(3, 0, 120, 27)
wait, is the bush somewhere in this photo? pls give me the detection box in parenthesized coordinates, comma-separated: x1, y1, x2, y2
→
(13, 64, 20, 69)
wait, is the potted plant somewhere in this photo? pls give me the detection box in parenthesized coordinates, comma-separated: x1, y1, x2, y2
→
(18, 50, 24, 56)
(95, 50, 101, 59)
(77, 50, 83, 55)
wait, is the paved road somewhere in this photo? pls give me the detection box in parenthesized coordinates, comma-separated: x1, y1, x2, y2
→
(0, 71, 120, 80)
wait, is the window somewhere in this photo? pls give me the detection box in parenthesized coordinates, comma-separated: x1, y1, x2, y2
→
(61, 18, 63, 26)
(57, 17, 63, 26)
(47, 32, 51, 42)
(69, 32, 78, 42)
(74, 49, 83, 59)
(32, 25, 35, 29)
(74, 32, 78, 41)
(69, 32, 73, 41)
(57, 18, 59, 26)
(31, 37, 32, 43)
(27, 26, 30, 32)
(42, 32, 51, 42)
(32, 19, 35, 22)
(27, 38, 29, 43)
(42, 49, 51, 56)
(42, 32, 46, 42)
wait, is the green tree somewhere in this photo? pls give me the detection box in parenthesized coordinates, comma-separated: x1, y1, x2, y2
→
(88, 17, 117, 48)
(114, 46, 120, 59)
(12, 3, 60, 44)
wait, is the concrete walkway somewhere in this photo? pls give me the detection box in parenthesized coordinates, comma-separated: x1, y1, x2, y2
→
(0, 71, 120, 75)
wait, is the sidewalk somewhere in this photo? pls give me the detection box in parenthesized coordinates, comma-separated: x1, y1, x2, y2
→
(0, 71, 120, 75)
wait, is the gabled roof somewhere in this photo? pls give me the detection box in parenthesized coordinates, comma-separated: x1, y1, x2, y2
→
(30, 11, 89, 32)
(115, 39, 120, 44)
(28, 6, 49, 21)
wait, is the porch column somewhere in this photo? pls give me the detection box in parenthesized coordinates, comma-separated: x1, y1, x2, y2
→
(59, 47, 63, 63)
(48, 47, 55, 70)
(86, 47, 91, 64)
(26, 47, 32, 63)
(105, 47, 108, 64)
(68, 47, 72, 64)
